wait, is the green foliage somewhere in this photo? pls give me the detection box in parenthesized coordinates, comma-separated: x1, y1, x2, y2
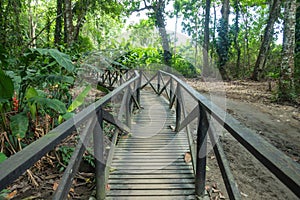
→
(29, 97, 67, 114)
(59, 85, 92, 123)
(116, 47, 162, 69)
(0, 189, 10, 199)
(115, 47, 199, 77)
(10, 113, 29, 139)
(32, 48, 75, 72)
(83, 153, 95, 168)
(0, 47, 79, 157)
(97, 85, 110, 94)
(0, 69, 14, 101)
(67, 85, 92, 113)
(0, 152, 7, 163)
(57, 146, 75, 172)
(217, 18, 230, 67)
(171, 55, 200, 78)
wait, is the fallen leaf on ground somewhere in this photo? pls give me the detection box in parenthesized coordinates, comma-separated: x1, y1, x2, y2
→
(53, 182, 58, 191)
(169, 125, 175, 131)
(212, 183, 218, 189)
(206, 166, 210, 171)
(106, 184, 111, 191)
(110, 167, 117, 172)
(184, 152, 192, 163)
(212, 188, 220, 193)
(6, 190, 17, 199)
(219, 192, 225, 199)
(240, 192, 248, 197)
(205, 185, 211, 191)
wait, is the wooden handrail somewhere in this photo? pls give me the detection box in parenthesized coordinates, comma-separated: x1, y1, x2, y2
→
(0, 70, 141, 200)
(142, 70, 300, 199)
(1, 69, 299, 199)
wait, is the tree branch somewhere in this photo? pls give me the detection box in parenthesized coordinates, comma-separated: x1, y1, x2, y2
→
(21, 13, 63, 54)
(132, 0, 153, 12)
(132, 5, 153, 12)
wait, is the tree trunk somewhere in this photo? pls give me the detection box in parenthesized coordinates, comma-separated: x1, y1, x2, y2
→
(278, 0, 296, 101)
(233, 0, 241, 78)
(54, 0, 63, 45)
(295, 0, 300, 92)
(154, 0, 171, 66)
(252, 0, 281, 81)
(202, 0, 211, 77)
(243, 6, 250, 76)
(28, 0, 38, 48)
(73, 0, 90, 42)
(217, 0, 230, 80)
(12, 0, 23, 46)
(210, 3, 216, 67)
(0, 0, 4, 47)
(296, 0, 300, 54)
(64, 0, 73, 46)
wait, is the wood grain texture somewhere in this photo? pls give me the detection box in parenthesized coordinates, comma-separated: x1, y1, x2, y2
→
(106, 90, 195, 198)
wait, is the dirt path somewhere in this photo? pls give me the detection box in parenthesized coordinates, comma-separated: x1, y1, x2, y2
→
(187, 79, 300, 200)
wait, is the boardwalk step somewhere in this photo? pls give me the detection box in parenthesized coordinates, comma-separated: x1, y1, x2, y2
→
(107, 90, 195, 198)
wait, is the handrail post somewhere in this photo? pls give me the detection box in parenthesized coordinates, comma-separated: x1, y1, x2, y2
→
(195, 103, 209, 198)
(125, 87, 131, 128)
(93, 108, 106, 200)
(169, 77, 173, 104)
(175, 85, 181, 132)
(137, 70, 142, 105)
(157, 71, 161, 94)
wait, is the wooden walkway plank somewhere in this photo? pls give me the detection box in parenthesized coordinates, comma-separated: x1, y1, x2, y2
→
(106, 90, 195, 198)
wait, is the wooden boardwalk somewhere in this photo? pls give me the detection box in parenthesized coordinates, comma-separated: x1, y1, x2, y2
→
(106, 90, 195, 199)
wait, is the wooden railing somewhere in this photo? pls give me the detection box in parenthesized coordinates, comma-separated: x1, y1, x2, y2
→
(1, 69, 299, 200)
(141, 70, 300, 199)
(0, 70, 141, 200)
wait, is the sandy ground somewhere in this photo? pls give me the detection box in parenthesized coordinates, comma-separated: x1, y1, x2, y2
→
(187, 79, 300, 200)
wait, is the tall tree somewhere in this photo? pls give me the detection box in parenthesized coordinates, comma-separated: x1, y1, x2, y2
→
(278, 0, 296, 101)
(251, 0, 281, 81)
(54, 0, 63, 45)
(202, 0, 211, 77)
(155, 0, 172, 65)
(295, 0, 300, 92)
(64, 0, 73, 46)
(131, 0, 171, 65)
(216, 0, 230, 80)
(233, 0, 241, 78)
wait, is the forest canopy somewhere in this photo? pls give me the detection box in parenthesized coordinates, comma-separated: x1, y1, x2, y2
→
(0, 0, 299, 134)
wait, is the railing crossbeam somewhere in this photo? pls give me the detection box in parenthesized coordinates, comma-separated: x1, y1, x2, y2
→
(208, 126, 242, 200)
(53, 117, 96, 200)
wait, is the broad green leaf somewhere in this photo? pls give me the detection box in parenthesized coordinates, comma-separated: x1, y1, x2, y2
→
(0, 152, 7, 163)
(61, 112, 75, 121)
(25, 87, 38, 99)
(33, 48, 75, 72)
(33, 48, 49, 55)
(46, 75, 74, 84)
(48, 49, 75, 72)
(29, 97, 67, 114)
(97, 84, 110, 94)
(25, 87, 38, 119)
(67, 85, 92, 112)
(0, 69, 14, 100)
(10, 113, 29, 139)
(5, 71, 21, 93)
